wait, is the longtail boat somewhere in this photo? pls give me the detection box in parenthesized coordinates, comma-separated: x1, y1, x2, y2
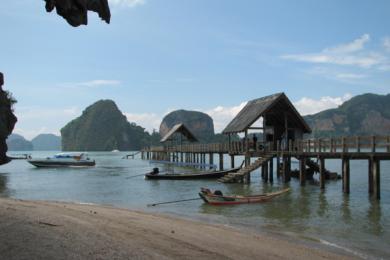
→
(145, 162, 244, 180)
(199, 188, 290, 205)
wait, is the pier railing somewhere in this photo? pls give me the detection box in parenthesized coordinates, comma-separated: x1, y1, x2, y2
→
(142, 135, 390, 155)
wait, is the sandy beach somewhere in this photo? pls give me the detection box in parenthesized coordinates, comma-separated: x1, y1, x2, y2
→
(0, 198, 357, 260)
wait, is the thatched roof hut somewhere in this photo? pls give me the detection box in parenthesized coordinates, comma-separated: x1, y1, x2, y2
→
(223, 93, 311, 149)
(160, 123, 198, 144)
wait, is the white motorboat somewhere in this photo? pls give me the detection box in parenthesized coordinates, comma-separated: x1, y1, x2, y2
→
(28, 153, 95, 167)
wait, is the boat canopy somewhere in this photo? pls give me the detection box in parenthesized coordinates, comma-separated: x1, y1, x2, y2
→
(54, 152, 86, 159)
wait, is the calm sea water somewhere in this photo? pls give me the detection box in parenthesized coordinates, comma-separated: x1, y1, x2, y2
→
(1, 151, 389, 259)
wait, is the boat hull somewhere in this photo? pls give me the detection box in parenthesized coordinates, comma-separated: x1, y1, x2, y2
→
(145, 165, 242, 180)
(199, 188, 290, 205)
(28, 160, 95, 168)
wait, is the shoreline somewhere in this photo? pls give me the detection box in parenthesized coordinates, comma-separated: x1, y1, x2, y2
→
(0, 198, 357, 259)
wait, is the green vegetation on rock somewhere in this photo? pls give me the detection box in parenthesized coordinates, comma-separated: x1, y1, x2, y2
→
(304, 93, 390, 137)
(61, 100, 153, 151)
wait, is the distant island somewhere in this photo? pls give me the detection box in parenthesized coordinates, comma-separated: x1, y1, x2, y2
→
(304, 93, 390, 137)
(6, 133, 61, 151)
(61, 100, 155, 151)
(31, 134, 61, 151)
(6, 134, 33, 151)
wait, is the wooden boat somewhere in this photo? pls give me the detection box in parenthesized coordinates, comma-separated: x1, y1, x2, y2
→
(145, 162, 244, 180)
(199, 188, 290, 205)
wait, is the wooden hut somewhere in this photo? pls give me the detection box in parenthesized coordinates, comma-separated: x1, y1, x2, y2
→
(160, 123, 198, 146)
(223, 93, 311, 151)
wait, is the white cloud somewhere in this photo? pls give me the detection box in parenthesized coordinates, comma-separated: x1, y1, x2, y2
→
(335, 73, 367, 80)
(383, 37, 390, 52)
(324, 34, 370, 53)
(281, 34, 388, 69)
(75, 80, 121, 88)
(203, 102, 247, 133)
(15, 106, 80, 120)
(13, 106, 81, 140)
(124, 112, 162, 133)
(293, 93, 353, 116)
(108, 0, 145, 7)
(58, 80, 121, 89)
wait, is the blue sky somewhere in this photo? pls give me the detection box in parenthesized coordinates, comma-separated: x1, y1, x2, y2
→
(1, 0, 389, 139)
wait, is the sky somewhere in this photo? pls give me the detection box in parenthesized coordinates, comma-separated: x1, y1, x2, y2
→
(1, 0, 389, 139)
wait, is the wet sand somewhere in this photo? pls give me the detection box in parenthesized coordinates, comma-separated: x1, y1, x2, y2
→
(0, 198, 355, 259)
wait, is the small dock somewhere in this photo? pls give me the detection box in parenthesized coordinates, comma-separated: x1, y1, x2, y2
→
(141, 93, 390, 200)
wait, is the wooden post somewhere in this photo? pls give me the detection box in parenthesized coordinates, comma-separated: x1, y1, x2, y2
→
(387, 136, 390, 153)
(245, 155, 251, 183)
(372, 159, 380, 200)
(209, 153, 214, 168)
(269, 158, 274, 183)
(219, 153, 224, 171)
(342, 158, 350, 194)
(319, 157, 325, 190)
(342, 137, 346, 153)
(276, 155, 281, 178)
(299, 158, 306, 186)
(330, 138, 334, 153)
(368, 158, 373, 194)
(282, 156, 290, 183)
(264, 162, 268, 183)
(180, 152, 183, 162)
(356, 136, 360, 153)
(230, 155, 235, 168)
(261, 165, 265, 180)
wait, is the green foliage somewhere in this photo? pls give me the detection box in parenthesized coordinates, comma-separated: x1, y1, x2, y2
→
(304, 93, 390, 137)
(61, 100, 152, 151)
(4, 91, 17, 110)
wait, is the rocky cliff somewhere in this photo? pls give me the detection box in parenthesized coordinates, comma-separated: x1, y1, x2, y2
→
(61, 100, 151, 151)
(0, 90, 17, 164)
(304, 93, 390, 137)
(160, 110, 215, 142)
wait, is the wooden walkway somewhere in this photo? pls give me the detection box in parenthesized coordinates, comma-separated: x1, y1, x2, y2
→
(141, 135, 390, 199)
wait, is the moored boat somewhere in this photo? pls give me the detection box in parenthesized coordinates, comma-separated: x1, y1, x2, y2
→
(199, 187, 290, 205)
(28, 153, 95, 168)
(145, 162, 244, 180)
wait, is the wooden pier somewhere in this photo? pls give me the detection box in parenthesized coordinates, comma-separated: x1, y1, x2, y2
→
(141, 93, 390, 200)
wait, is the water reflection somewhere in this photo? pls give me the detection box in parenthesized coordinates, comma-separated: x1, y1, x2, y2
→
(317, 191, 329, 217)
(0, 173, 9, 197)
(341, 194, 352, 223)
(367, 199, 383, 235)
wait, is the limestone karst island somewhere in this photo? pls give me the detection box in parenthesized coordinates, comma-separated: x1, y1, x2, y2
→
(1, 1, 390, 259)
